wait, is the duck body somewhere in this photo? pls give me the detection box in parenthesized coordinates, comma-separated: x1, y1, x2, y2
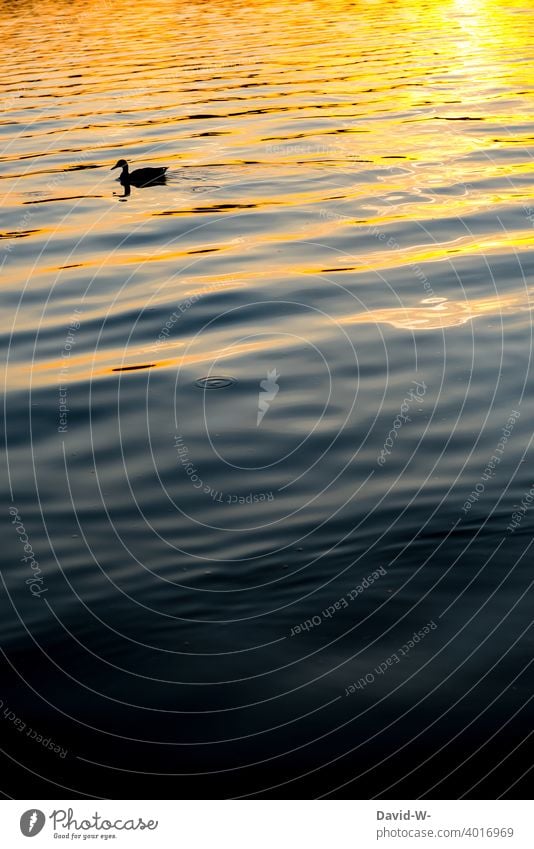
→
(111, 159, 168, 187)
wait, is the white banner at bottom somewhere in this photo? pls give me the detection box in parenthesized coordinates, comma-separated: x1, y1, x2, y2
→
(1, 800, 531, 848)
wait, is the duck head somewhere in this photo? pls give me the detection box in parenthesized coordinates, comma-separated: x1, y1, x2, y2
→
(111, 159, 128, 171)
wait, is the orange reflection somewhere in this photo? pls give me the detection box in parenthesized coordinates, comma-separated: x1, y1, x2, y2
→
(346, 292, 534, 330)
(11, 289, 531, 390)
(1, 0, 533, 394)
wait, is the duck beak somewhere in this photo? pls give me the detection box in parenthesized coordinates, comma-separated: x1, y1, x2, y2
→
(111, 163, 119, 170)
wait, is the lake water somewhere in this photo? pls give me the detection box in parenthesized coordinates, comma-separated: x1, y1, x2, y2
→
(2, 0, 534, 798)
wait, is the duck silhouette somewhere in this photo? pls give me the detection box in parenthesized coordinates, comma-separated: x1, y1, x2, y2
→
(111, 159, 168, 188)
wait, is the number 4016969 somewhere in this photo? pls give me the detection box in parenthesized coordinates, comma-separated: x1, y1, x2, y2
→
(463, 828, 514, 838)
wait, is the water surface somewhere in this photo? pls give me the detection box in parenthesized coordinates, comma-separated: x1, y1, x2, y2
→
(2, 0, 534, 798)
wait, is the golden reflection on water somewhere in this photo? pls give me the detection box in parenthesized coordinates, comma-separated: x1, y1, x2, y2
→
(1, 0, 533, 391)
(346, 291, 534, 330)
(15, 288, 532, 388)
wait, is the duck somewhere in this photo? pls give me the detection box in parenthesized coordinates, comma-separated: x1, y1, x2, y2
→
(111, 159, 168, 187)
